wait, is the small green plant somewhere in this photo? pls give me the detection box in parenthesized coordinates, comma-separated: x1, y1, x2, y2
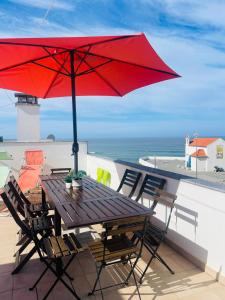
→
(64, 175, 72, 183)
(71, 170, 87, 180)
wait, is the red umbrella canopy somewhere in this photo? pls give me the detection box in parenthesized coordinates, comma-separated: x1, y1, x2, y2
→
(0, 33, 179, 98)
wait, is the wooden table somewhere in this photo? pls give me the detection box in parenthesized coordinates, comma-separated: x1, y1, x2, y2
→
(40, 174, 153, 235)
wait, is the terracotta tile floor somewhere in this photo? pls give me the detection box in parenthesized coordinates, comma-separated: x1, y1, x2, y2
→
(1, 215, 225, 300)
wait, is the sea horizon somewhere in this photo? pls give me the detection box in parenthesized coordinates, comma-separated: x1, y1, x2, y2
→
(85, 137, 185, 163)
(3, 136, 225, 164)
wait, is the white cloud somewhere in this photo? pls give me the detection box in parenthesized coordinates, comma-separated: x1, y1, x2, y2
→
(163, 0, 225, 28)
(1, 0, 225, 138)
(8, 0, 74, 11)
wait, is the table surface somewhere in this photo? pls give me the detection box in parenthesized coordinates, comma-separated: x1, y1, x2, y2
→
(40, 174, 153, 229)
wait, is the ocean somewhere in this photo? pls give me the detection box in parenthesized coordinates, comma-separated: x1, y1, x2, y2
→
(87, 137, 184, 163)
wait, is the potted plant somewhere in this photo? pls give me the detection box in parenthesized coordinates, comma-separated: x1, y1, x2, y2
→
(71, 170, 87, 189)
(64, 175, 72, 189)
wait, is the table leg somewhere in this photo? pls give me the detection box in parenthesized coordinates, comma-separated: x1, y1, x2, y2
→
(41, 188, 46, 208)
(54, 208, 63, 274)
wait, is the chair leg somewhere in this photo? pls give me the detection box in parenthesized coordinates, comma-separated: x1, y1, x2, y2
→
(43, 257, 80, 300)
(14, 237, 32, 257)
(139, 254, 155, 284)
(155, 252, 175, 274)
(29, 263, 52, 291)
(139, 244, 174, 284)
(88, 264, 104, 296)
(129, 259, 141, 300)
(124, 255, 140, 284)
(64, 270, 74, 281)
(33, 254, 80, 300)
(12, 245, 36, 274)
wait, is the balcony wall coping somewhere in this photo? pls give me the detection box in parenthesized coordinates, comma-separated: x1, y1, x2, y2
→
(115, 159, 225, 195)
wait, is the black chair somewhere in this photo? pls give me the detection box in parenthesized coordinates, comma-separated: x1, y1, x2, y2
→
(88, 215, 148, 299)
(30, 232, 83, 300)
(0, 186, 54, 274)
(135, 174, 166, 209)
(135, 190, 177, 283)
(8, 175, 51, 217)
(117, 169, 142, 198)
(51, 168, 71, 174)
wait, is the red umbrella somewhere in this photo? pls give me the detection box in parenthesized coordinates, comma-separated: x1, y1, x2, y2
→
(0, 33, 180, 171)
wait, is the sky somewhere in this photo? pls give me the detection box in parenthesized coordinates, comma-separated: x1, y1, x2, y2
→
(0, 0, 225, 139)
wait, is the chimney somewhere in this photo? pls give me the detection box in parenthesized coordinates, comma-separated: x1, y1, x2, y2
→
(185, 136, 190, 146)
(15, 93, 40, 142)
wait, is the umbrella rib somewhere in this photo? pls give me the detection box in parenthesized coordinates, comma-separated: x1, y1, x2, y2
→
(74, 34, 138, 51)
(76, 59, 113, 77)
(76, 52, 122, 96)
(43, 47, 70, 75)
(0, 34, 137, 52)
(32, 61, 69, 77)
(76, 49, 179, 78)
(75, 45, 92, 73)
(0, 41, 68, 50)
(0, 34, 137, 51)
(0, 49, 68, 73)
(43, 52, 70, 98)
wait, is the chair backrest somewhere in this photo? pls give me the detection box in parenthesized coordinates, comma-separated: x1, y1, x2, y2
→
(25, 150, 44, 166)
(4, 181, 27, 218)
(102, 215, 148, 261)
(0, 188, 31, 235)
(51, 168, 71, 174)
(135, 174, 166, 209)
(117, 169, 142, 198)
(9, 175, 30, 206)
(104, 215, 147, 236)
(154, 189, 177, 232)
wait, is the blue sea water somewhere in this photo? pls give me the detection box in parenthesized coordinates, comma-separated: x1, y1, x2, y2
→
(87, 137, 185, 163)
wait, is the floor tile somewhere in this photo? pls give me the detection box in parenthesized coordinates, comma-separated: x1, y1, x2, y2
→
(0, 273, 13, 293)
(0, 290, 12, 300)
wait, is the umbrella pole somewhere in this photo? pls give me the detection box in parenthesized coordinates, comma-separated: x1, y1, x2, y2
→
(70, 50, 79, 173)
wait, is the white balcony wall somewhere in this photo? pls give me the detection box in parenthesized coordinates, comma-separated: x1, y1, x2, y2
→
(0, 141, 88, 177)
(87, 154, 225, 282)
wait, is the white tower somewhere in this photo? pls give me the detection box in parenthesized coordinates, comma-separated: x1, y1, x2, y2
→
(185, 136, 190, 168)
(15, 93, 40, 142)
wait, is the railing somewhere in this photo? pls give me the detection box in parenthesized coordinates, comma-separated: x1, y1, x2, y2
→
(87, 154, 225, 283)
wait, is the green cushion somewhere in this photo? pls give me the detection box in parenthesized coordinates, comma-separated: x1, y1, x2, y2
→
(97, 168, 104, 183)
(0, 152, 12, 160)
(102, 170, 111, 186)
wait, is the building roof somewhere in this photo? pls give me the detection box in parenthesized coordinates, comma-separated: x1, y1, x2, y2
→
(191, 149, 207, 157)
(189, 138, 218, 147)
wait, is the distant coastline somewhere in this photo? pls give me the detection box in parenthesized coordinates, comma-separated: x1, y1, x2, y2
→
(86, 137, 185, 163)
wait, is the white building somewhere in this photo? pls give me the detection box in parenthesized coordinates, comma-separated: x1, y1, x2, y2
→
(185, 137, 225, 172)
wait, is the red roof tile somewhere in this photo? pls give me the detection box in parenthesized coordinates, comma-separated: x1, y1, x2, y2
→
(189, 138, 217, 147)
(191, 149, 207, 157)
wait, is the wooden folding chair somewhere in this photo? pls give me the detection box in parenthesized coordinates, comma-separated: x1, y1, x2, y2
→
(30, 232, 83, 300)
(135, 174, 166, 208)
(0, 186, 54, 274)
(117, 169, 142, 198)
(8, 175, 51, 217)
(134, 190, 177, 283)
(88, 215, 148, 299)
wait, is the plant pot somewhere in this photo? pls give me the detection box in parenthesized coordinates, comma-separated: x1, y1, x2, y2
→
(65, 182, 72, 189)
(72, 180, 82, 190)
